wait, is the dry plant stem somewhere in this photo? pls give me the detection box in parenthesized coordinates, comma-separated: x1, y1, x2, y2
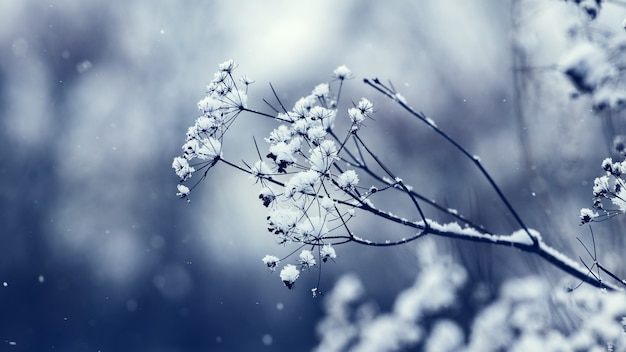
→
(358, 198, 620, 290)
(364, 78, 537, 246)
(351, 132, 429, 225)
(360, 78, 623, 291)
(222, 154, 619, 289)
(183, 62, 619, 291)
(331, 128, 488, 232)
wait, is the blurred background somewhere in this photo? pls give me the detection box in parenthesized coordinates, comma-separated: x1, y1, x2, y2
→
(1, 0, 625, 351)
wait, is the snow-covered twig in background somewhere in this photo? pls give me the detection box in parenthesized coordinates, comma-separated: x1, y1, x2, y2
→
(315, 239, 626, 352)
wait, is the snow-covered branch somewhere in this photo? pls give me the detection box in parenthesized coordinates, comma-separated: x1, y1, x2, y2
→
(172, 59, 622, 292)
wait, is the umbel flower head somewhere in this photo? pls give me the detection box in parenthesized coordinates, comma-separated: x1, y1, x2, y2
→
(175, 61, 363, 291)
(172, 59, 249, 200)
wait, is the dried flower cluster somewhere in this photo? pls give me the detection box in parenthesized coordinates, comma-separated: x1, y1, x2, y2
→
(174, 60, 372, 291)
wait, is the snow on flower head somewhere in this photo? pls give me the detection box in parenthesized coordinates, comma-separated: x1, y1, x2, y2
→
(337, 170, 359, 191)
(280, 264, 300, 289)
(320, 244, 337, 262)
(610, 188, 626, 213)
(307, 125, 327, 145)
(579, 208, 599, 224)
(293, 96, 316, 118)
(285, 170, 321, 198)
(218, 59, 237, 73)
(250, 160, 273, 184)
(309, 140, 339, 173)
(593, 175, 610, 197)
(266, 125, 294, 144)
(312, 83, 330, 99)
(295, 216, 329, 239)
(197, 96, 223, 116)
(182, 137, 221, 162)
(267, 207, 300, 237)
(357, 98, 374, 115)
(172, 156, 195, 181)
(176, 184, 190, 200)
(309, 106, 334, 122)
(320, 197, 335, 213)
(299, 250, 316, 268)
(332, 65, 354, 80)
(348, 107, 365, 131)
(258, 187, 276, 207)
(262, 255, 280, 271)
(187, 116, 218, 140)
(348, 98, 372, 131)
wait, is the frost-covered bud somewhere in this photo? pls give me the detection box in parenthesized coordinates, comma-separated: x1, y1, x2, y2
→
(259, 187, 276, 207)
(320, 197, 335, 213)
(266, 125, 294, 144)
(620, 161, 626, 175)
(319, 108, 336, 131)
(299, 250, 316, 268)
(331, 65, 354, 81)
(580, 208, 599, 224)
(337, 170, 359, 191)
(357, 98, 374, 115)
(182, 137, 221, 162)
(593, 176, 610, 197)
(612, 188, 626, 213)
(280, 264, 300, 289)
(197, 96, 221, 115)
(172, 156, 195, 181)
(267, 208, 300, 235)
(285, 170, 321, 198)
(309, 106, 332, 121)
(250, 160, 273, 183)
(293, 96, 315, 118)
(218, 59, 237, 73)
(348, 108, 365, 132)
(310, 140, 339, 173)
(593, 198, 603, 209)
(292, 119, 309, 136)
(307, 125, 327, 145)
(262, 255, 280, 271)
(312, 83, 329, 99)
(612, 163, 622, 177)
(295, 216, 329, 239)
(176, 184, 190, 201)
(320, 244, 337, 262)
(266, 138, 301, 173)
